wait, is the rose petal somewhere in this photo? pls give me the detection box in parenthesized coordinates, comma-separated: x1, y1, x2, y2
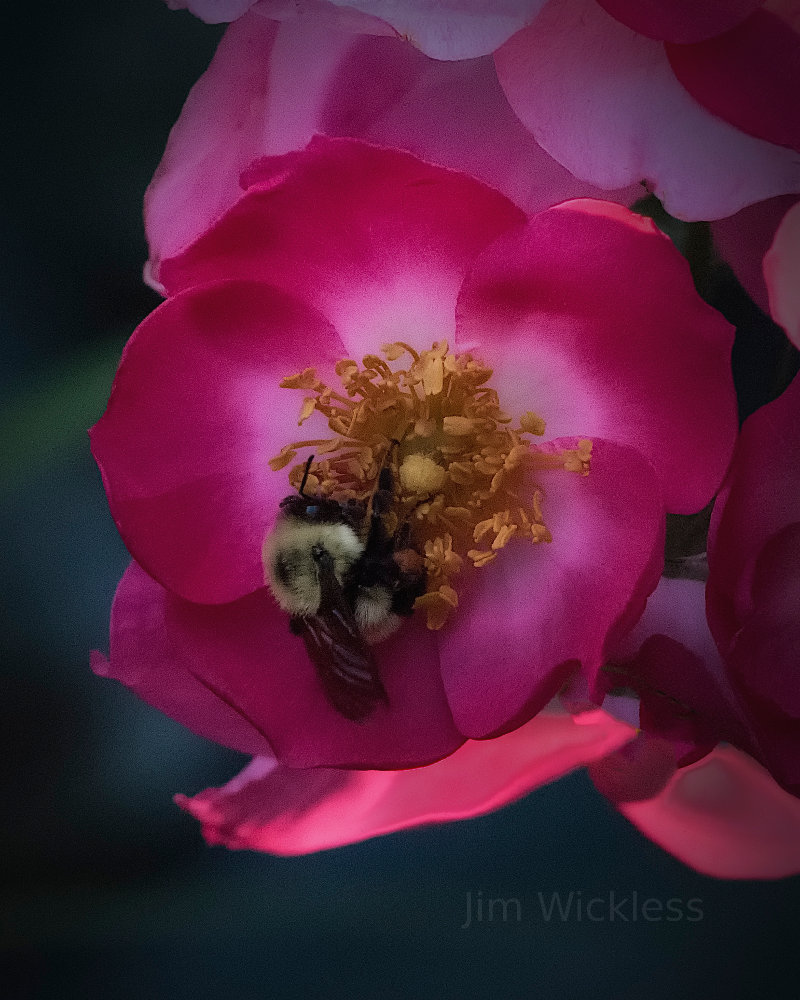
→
(438, 438, 665, 738)
(589, 731, 677, 803)
(596, 0, 763, 43)
(711, 194, 798, 315)
(764, 198, 800, 348)
(110, 561, 463, 769)
(707, 373, 800, 651)
(727, 523, 800, 720)
(666, 11, 800, 154)
(324, 0, 548, 59)
(145, 16, 641, 273)
(495, 0, 800, 221)
(160, 137, 524, 359)
(90, 280, 346, 604)
(94, 561, 273, 755)
(620, 746, 800, 879)
(457, 199, 738, 514)
(165, 0, 261, 22)
(176, 708, 633, 853)
(608, 577, 758, 764)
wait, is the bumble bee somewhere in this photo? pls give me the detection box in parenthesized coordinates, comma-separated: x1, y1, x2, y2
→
(263, 455, 426, 721)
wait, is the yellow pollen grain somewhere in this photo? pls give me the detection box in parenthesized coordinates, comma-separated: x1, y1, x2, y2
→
(270, 340, 592, 629)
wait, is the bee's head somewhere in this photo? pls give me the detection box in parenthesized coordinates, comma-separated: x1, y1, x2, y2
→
(278, 494, 345, 523)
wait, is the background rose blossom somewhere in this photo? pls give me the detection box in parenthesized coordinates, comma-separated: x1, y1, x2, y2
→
(148, 0, 800, 282)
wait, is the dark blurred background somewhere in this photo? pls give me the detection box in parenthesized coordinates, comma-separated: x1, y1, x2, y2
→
(2, 2, 798, 997)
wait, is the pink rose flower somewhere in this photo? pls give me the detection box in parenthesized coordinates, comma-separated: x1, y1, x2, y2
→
(600, 367, 800, 876)
(92, 139, 738, 866)
(148, 0, 800, 281)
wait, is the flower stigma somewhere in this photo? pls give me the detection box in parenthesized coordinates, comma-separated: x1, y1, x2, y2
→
(269, 341, 591, 629)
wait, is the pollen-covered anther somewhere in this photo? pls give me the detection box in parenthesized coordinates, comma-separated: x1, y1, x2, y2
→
(270, 340, 592, 629)
(399, 454, 447, 494)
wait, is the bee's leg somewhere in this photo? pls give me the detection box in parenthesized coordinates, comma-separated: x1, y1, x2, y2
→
(289, 616, 307, 635)
(391, 568, 427, 617)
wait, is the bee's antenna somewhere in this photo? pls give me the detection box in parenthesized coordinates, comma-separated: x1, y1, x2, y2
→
(299, 454, 315, 497)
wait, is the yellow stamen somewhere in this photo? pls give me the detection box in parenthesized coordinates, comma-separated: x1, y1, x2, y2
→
(270, 341, 592, 628)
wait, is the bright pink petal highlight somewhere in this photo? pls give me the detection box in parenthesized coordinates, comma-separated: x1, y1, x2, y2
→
(457, 200, 738, 514)
(667, 11, 800, 154)
(764, 199, 800, 348)
(438, 439, 665, 737)
(620, 746, 800, 879)
(176, 709, 633, 853)
(495, 0, 800, 221)
(94, 562, 273, 756)
(90, 281, 345, 605)
(161, 137, 524, 359)
(596, 0, 763, 43)
(707, 373, 800, 651)
(325, 0, 547, 59)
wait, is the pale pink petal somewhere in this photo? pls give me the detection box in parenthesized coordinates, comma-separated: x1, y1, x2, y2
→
(90, 280, 346, 605)
(457, 200, 738, 514)
(596, 0, 763, 43)
(707, 373, 800, 651)
(145, 14, 280, 272)
(495, 0, 800, 221)
(620, 746, 800, 878)
(176, 708, 633, 853)
(666, 11, 800, 153)
(710, 194, 797, 314)
(93, 562, 273, 756)
(764, 199, 800, 347)
(108, 562, 463, 769)
(146, 16, 641, 274)
(160, 138, 524, 359)
(438, 438, 665, 737)
(325, 0, 547, 59)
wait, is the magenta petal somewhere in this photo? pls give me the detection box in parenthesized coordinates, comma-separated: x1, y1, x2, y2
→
(727, 524, 800, 720)
(667, 12, 800, 154)
(325, 0, 548, 59)
(764, 199, 800, 348)
(596, 0, 763, 43)
(160, 584, 462, 771)
(108, 560, 462, 768)
(176, 709, 633, 853)
(707, 373, 800, 651)
(495, 0, 800, 221)
(161, 137, 524, 359)
(90, 281, 346, 605)
(95, 562, 273, 756)
(589, 731, 677, 804)
(438, 438, 665, 738)
(620, 747, 800, 878)
(458, 200, 737, 514)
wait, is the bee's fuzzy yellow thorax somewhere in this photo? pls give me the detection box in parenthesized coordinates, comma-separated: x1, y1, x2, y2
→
(269, 341, 591, 629)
